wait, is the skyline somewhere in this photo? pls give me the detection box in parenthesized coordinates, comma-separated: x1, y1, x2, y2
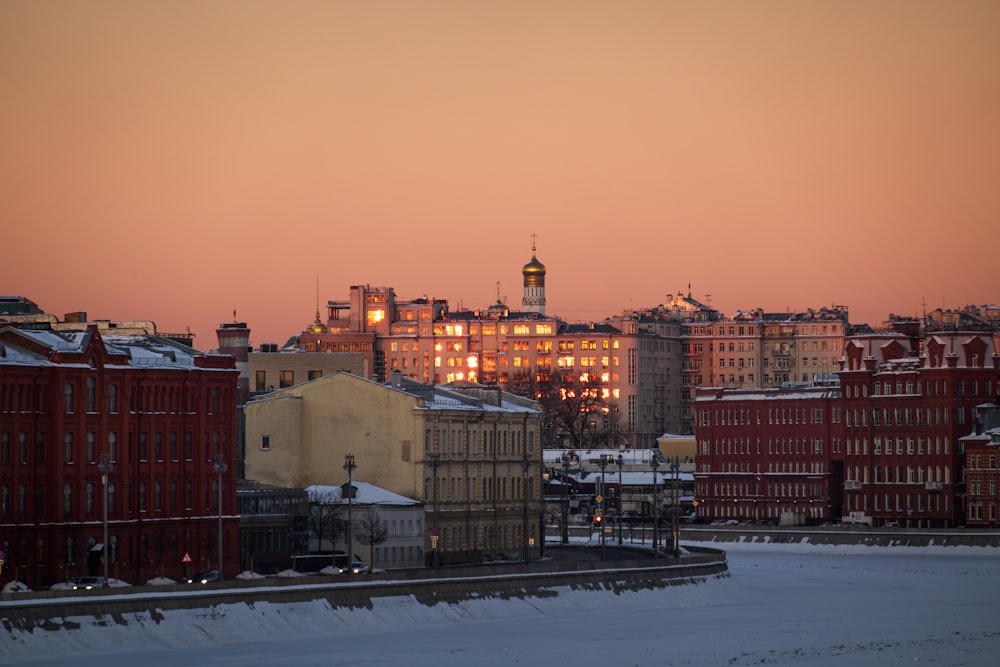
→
(2, 2, 998, 347)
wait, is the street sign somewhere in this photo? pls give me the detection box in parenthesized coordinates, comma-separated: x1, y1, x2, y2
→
(182, 552, 192, 563)
(595, 495, 603, 504)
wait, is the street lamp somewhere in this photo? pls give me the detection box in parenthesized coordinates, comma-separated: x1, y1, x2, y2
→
(97, 452, 113, 587)
(616, 453, 624, 545)
(670, 456, 681, 558)
(650, 454, 660, 557)
(598, 455, 609, 561)
(343, 453, 356, 566)
(561, 452, 573, 545)
(521, 457, 531, 563)
(213, 452, 227, 579)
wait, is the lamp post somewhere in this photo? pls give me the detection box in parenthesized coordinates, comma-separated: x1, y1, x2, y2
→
(97, 452, 113, 587)
(429, 452, 440, 566)
(598, 455, 609, 561)
(616, 454, 624, 545)
(670, 456, 681, 558)
(343, 454, 356, 566)
(650, 454, 660, 557)
(561, 452, 572, 545)
(213, 453, 227, 579)
(522, 457, 531, 563)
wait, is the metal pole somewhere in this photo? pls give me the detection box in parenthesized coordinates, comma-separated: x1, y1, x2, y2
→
(213, 453, 227, 579)
(672, 456, 680, 558)
(617, 454, 624, 545)
(344, 454, 356, 566)
(98, 453, 113, 586)
(651, 455, 659, 556)
(561, 455, 570, 545)
(599, 457, 607, 561)
(522, 458, 530, 563)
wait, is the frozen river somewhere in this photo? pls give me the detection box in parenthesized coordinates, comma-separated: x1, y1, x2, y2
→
(5, 543, 998, 666)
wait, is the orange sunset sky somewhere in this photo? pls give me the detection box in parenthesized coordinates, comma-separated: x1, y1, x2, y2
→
(2, 1, 998, 348)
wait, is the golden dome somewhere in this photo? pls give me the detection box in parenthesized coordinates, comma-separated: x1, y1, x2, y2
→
(522, 253, 546, 276)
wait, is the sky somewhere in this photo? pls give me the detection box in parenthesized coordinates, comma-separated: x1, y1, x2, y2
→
(2, 1, 998, 349)
(3, 545, 998, 666)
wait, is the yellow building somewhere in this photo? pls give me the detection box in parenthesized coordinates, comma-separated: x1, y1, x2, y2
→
(244, 371, 544, 565)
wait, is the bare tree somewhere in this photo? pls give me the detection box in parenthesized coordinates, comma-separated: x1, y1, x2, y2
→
(308, 489, 347, 565)
(353, 506, 388, 570)
(531, 370, 621, 449)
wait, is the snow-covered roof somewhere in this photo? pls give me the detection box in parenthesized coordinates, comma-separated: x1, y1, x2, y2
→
(305, 482, 420, 506)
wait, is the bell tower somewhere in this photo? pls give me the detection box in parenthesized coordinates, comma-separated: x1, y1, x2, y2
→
(521, 234, 546, 315)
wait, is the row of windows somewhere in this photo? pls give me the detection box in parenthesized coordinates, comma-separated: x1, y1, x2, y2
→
(845, 436, 951, 457)
(704, 481, 825, 498)
(0, 478, 221, 519)
(423, 476, 536, 502)
(424, 427, 536, 457)
(1, 429, 224, 466)
(845, 493, 950, 514)
(845, 406, 961, 427)
(701, 405, 830, 427)
(844, 465, 950, 484)
(845, 378, 993, 398)
(1, 381, 230, 415)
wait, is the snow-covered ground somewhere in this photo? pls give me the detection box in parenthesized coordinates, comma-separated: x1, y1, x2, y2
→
(3, 542, 998, 666)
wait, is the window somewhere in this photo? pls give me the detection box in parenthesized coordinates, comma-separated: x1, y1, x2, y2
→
(255, 370, 266, 392)
(261, 435, 271, 451)
(64, 483, 73, 517)
(108, 383, 118, 413)
(308, 370, 322, 381)
(64, 383, 74, 413)
(64, 432, 74, 464)
(280, 370, 294, 388)
(86, 377, 96, 412)
(86, 432, 96, 463)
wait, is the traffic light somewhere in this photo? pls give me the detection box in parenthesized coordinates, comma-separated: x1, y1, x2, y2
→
(594, 510, 603, 525)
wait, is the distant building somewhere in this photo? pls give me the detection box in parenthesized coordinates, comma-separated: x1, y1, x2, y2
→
(694, 384, 844, 525)
(236, 481, 310, 574)
(840, 330, 1000, 527)
(961, 404, 1000, 527)
(306, 481, 424, 570)
(0, 324, 238, 587)
(243, 371, 543, 565)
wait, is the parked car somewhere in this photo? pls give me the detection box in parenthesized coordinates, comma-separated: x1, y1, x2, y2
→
(69, 576, 106, 590)
(347, 562, 370, 575)
(185, 570, 220, 584)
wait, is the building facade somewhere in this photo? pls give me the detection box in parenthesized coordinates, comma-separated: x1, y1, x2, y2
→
(0, 325, 238, 588)
(693, 385, 844, 525)
(243, 371, 544, 565)
(839, 330, 1000, 527)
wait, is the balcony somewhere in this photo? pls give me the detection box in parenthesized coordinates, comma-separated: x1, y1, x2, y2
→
(924, 481, 943, 491)
(844, 480, 862, 491)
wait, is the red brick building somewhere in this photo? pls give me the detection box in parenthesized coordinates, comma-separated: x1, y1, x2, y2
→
(693, 385, 844, 524)
(839, 331, 999, 527)
(0, 325, 238, 588)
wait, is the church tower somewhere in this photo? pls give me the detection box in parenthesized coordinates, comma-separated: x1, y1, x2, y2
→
(521, 235, 546, 315)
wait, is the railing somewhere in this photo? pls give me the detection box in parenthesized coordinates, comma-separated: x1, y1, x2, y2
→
(925, 481, 943, 491)
(844, 480, 862, 490)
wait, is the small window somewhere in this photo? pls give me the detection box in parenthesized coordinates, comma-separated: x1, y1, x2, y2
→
(261, 435, 271, 451)
(279, 370, 294, 388)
